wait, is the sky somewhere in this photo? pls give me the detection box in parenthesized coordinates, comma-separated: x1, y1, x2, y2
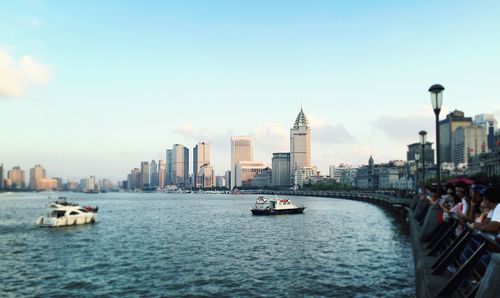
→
(1, 0, 500, 182)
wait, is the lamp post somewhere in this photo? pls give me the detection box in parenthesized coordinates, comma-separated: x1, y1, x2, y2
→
(419, 130, 427, 187)
(415, 151, 420, 193)
(429, 84, 444, 195)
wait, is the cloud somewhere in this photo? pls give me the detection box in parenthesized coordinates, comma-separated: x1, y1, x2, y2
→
(0, 49, 52, 98)
(373, 108, 435, 140)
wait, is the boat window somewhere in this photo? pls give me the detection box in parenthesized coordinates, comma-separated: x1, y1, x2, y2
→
(78, 209, 88, 213)
(69, 211, 79, 215)
(51, 210, 66, 218)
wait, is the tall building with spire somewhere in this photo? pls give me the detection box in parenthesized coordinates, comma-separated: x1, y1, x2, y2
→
(290, 108, 311, 184)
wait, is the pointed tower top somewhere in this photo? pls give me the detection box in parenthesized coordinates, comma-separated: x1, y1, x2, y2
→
(293, 108, 309, 129)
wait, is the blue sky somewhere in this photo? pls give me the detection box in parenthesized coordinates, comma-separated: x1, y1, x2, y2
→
(1, 1, 500, 181)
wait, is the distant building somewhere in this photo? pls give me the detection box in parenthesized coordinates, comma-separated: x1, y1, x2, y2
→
(166, 149, 174, 185)
(252, 167, 272, 188)
(173, 144, 190, 187)
(230, 136, 253, 189)
(215, 175, 226, 188)
(158, 159, 165, 189)
(474, 114, 497, 152)
(29, 164, 46, 190)
(452, 125, 487, 165)
(6, 166, 25, 190)
(271, 152, 290, 187)
(36, 178, 58, 191)
(439, 110, 473, 163)
(193, 142, 210, 188)
(127, 168, 141, 190)
(468, 129, 500, 177)
(140, 161, 150, 188)
(0, 163, 4, 190)
(290, 108, 311, 184)
(235, 161, 264, 187)
(224, 170, 231, 190)
(52, 177, 63, 190)
(66, 181, 79, 191)
(99, 178, 114, 192)
(200, 164, 214, 188)
(294, 166, 317, 188)
(356, 157, 407, 190)
(406, 142, 435, 166)
(329, 164, 359, 186)
(150, 160, 158, 188)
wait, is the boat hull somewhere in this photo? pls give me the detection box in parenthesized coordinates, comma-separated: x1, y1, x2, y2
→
(251, 207, 305, 216)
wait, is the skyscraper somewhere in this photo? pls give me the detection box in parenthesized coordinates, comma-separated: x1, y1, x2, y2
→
(272, 152, 291, 187)
(173, 144, 190, 187)
(7, 166, 25, 190)
(230, 136, 253, 189)
(140, 161, 150, 188)
(193, 142, 210, 188)
(166, 149, 174, 185)
(158, 159, 165, 189)
(438, 110, 473, 163)
(150, 160, 158, 188)
(29, 164, 46, 190)
(290, 108, 311, 184)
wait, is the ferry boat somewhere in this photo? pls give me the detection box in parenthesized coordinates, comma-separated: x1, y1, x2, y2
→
(251, 196, 305, 215)
(36, 197, 98, 227)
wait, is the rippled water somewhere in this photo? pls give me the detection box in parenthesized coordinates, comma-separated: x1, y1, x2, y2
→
(0, 192, 415, 297)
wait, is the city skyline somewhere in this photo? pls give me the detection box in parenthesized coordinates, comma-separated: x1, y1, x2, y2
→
(1, 1, 500, 180)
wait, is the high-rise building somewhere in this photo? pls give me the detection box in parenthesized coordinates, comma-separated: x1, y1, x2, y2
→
(224, 170, 231, 190)
(200, 164, 214, 188)
(230, 136, 253, 189)
(474, 114, 497, 152)
(406, 142, 435, 165)
(235, 161, 264, 187)
(36, 178, 58, 191)
(439, 110, 473, 163)
(140, 161, 150, 188)
(290, 108, 311, 184)
(193, 142, 210, 188)
(272, 152, 291, 187)
(166, 149, 174, 185)
(150, 160, 158, 188)
(173, 144, 190, 187)
(29, 164, 46, 190)
(99, 179, 114, 192)
(158, 159, 165, 189)
(0, 163, 4, 190)
(7, 166, 25, 190)
(452, 125, 487, 165)
(127, 168, 141, 190)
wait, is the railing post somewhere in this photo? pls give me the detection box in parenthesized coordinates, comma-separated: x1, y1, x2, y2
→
(418, 204, 442, 242)
(476, 253, 500, 298)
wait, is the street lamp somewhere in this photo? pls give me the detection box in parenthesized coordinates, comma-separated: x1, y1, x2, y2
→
(419, 130, 427, 187)
(429, 84, 444, 195)
(415, 151, 420, 192)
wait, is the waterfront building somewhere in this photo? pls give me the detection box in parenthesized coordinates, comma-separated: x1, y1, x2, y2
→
(36, 178, 58, 191)
(271, 152, 290, 188)
(439, 110, 473, 163)
(235, 161, 264, 187)
(193, 142, 210, 188)
(127, 168, 141, 190)
(166, 149, 174, 185)
(66, 180, 79, 191)
(215, 175, 226, 188)
(52, 177, 63, 190)
(200, 164, 214, 188)
(356, 157, 408, 190)
(0, 163, 3, 190)
(6, 166, 25, 190)
(224, 170, 231, 190)
(294, 166, 317, 188)
(99, 178, 114, 192)
(150, 160, 158, 188)
(290, 109, 311, 185)
(29, 164, 46, 190)
(173, 144, 190, 188)
(452, 125, 487, 166)
(474, 114, 497, 152)
(329, 164, 359, 186)
(230, 136, 253, 189)
(252, 167, 272, 188)
(158, 159, 165, 189)
(468, 130, 500, 177)
(140, 161, 150, 188)
(406, 142, 435, 165)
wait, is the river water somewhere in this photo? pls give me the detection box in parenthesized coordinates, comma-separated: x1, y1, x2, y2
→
(0, 192, 415, 297)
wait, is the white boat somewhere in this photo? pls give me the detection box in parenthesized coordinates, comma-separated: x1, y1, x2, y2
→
(36, 197, 98, 227)
(251, 196, 305, 215)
